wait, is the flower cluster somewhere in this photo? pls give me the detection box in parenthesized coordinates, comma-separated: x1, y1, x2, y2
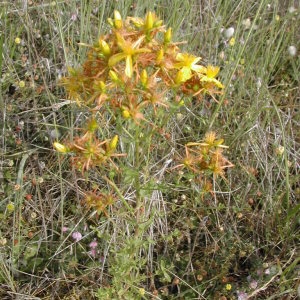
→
(60, 11, 224, 121)
(176, 131, 233, 179)
(54, 118, 125, 173)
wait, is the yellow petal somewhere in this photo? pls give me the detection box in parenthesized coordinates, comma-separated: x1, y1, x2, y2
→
(206, 65, 220, 78)
(175, 67, 192, 84)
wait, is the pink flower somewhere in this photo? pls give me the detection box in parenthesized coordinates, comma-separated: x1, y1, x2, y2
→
(89, 249, 97, 258)
(72, 231, 82, 242)
(89, 240, 98, 249)
(249, 280, 258, 289)
(237, 291, 248, 300)
(62, 226, 69, 233)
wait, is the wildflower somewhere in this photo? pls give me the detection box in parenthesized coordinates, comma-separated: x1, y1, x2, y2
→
(249, 280, 258, 289)
(225, 283, 232, 291)
(72, 231, 82, 242)
(62, 226, 69, 232)
(200, 65, 224, 89)
(15, 37, 21, 44)
(89, 239, 98, 249)
(224, 27, 234, 39)
(288, 45, 297, 57)
(174, 53, 206, 83)
(6, 202, 15, 212)
(19, 81, 25, 88)
(237, 291, 248, 300)
(89, 248, 97, 258)
(275, 145, 284, 156)
(108, 33, 150, 78)
(139, 288, 145, 296)
(122, 109, 131, 119)
(0, 237, 7, 246)
(288, 6, 296, 14)
(229, 37, 235, 46)
(275, 15, 280, 21)
(242, 18, 251, 29)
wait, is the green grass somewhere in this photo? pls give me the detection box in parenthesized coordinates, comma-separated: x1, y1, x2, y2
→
(0, 0, 299, 299)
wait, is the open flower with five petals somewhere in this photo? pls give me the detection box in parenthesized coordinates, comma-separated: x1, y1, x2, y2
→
(108, 33, 151, 78)
(174, 53, 206, 83)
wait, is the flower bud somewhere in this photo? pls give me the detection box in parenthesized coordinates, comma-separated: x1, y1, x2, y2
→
(145, 12, 154, 30)
(156, 48, 164, 64)
(99, 39, 111, 56)
(114, 10, 123, 29)
(53, 142, 68, 153)
(109, 70, 119, 82)
(141, 69, 148, 86)
(164, 28, 172, 44)
(109, 135, 118, 151)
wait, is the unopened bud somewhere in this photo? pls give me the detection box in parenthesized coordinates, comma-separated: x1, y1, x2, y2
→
(109, 135, 118, 151)
(109, 70, 119, 82)
(156, 48, 164, 64)
(141, 69, 148, 86)
(145, 12, 154, 30)
(99, 39, 111, 56)
(114, 10, 122, 29)
(53, 142, 68, 153)
(164, 27, 172, 44)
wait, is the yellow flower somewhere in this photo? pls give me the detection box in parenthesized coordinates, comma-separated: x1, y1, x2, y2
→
(225, 283, 232, 291)
(122, 110, 131, 119)
(108, 33, 150, 78)
(174, 53, 206, 83)
(7, 202, 15, 212)
(200, 65, 224, 88)
(139, 288, 145, 296)
(19, 81, 25, 88)
(229, 37, 235, 46)
(15, 37, 21, 44)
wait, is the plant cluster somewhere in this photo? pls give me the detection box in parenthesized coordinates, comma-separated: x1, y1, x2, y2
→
(53, 10, 233, 299)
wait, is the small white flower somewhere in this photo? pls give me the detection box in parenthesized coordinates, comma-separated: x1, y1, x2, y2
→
(242, 18, 251, 29)
(288, 6, 296, 14)
(224, 27, 234, 39)
(288, 45, 297, 57)
(256, 77, 262, 90)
